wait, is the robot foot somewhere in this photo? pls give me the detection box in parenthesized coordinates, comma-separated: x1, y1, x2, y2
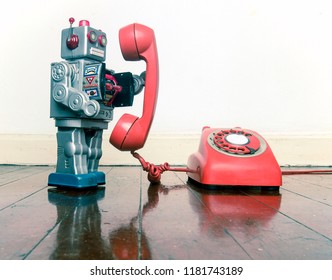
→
(89, 171, 106, 185)
(48, 173, 99, 189)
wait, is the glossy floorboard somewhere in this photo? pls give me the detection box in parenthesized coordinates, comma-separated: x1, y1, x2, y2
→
(0, 165, 331, 260)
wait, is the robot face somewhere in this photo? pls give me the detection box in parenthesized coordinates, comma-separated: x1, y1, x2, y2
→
(61, 19, 107, 62)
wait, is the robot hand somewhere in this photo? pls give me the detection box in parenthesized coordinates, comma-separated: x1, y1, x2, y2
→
(133, 71, 145, 95)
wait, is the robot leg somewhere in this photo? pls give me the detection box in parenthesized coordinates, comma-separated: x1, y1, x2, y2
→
(48, 127, 98, 188)
(86, 129, 105, 185)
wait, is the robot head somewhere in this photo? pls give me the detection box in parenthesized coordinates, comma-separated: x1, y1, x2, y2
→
(61, 18, 107, 62)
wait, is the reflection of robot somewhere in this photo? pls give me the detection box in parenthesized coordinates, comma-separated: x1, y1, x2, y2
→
(48, 18, 144, 188)
(47, 184, 156, 260)
(48, 187, 110, 259)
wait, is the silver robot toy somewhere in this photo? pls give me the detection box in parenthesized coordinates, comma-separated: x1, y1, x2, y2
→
(49, 18, 144, 188)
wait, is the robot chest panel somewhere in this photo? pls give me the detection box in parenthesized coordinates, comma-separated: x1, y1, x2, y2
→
(81, 63, 104, 101)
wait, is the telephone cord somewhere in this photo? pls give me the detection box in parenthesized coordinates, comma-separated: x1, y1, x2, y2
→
(131, 151, 332, 184)
(131, 151, 196, 184)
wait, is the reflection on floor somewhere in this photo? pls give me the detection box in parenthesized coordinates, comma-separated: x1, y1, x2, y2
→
(0, 166, 331, 260)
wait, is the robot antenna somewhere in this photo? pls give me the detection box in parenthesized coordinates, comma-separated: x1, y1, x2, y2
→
(66, 17, 79, 50)
(69, 17, 75, 27)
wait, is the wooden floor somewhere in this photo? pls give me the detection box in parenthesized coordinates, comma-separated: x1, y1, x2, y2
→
(0, 165, 331, 260)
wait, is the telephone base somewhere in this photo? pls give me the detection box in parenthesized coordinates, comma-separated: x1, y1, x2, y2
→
(187, 177, 280, 192)
(187, 127, 282, 188)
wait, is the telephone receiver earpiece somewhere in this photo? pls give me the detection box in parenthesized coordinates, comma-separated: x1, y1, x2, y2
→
(110, 23, 159, 151)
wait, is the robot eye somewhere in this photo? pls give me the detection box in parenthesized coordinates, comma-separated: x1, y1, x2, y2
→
(87, 31, 97, 43)
(98, 34, 107, 47)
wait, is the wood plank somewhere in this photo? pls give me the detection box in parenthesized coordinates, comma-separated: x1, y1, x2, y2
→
(0, 165, 51, 186)
(281, 171, 332, 190)
(0, 165, 27, 175)
(93, 166, 143, 260)
(282, 176, 332, 207)
(26, 167, 142, 260)
(0, 166, 331, 260)
(225, 189, 332, 259)
(0, 167, 53, 211)
(265, 187, 332, 240)
(0, 186, 59, 259)
(139, 171, 332, 259)
(281, 176, 332, 239)
(0, 166, 114, 259)
(140, 171, 252, 259)
(280, 174, 332, 240)
(29, 187, 112, 260)
(175, 172, 332, 259)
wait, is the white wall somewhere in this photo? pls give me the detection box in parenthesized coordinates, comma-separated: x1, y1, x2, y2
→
(1, 0, 332, 165)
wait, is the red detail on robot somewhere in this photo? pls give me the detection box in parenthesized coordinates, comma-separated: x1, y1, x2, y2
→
(79, 20, 90, 27)
(66, 34, 79, 50)
(104, 73, 122, 106)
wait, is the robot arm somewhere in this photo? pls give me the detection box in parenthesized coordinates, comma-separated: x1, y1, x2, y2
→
(51, 61, 100, 117)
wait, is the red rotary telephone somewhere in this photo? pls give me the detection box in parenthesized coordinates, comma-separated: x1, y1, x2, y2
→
(186, 126, 282, 188)
(109, 23, 158, 151)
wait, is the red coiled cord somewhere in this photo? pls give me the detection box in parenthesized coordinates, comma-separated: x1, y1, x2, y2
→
(131, 151, 196, 184)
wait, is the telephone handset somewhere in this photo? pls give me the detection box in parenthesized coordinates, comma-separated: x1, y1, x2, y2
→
(109, 23, 159, 151)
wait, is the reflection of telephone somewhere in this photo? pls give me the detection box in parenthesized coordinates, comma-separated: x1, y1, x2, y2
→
(110, 23, 159, 151)
(190, 187, 282, 239)
(187, 126, 282, 188)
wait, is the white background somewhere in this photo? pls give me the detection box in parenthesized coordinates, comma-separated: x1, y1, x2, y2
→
(1, 0, 332, 136)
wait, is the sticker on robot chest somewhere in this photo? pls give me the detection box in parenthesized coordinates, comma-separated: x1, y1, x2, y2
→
(83, 64, 102, 100)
